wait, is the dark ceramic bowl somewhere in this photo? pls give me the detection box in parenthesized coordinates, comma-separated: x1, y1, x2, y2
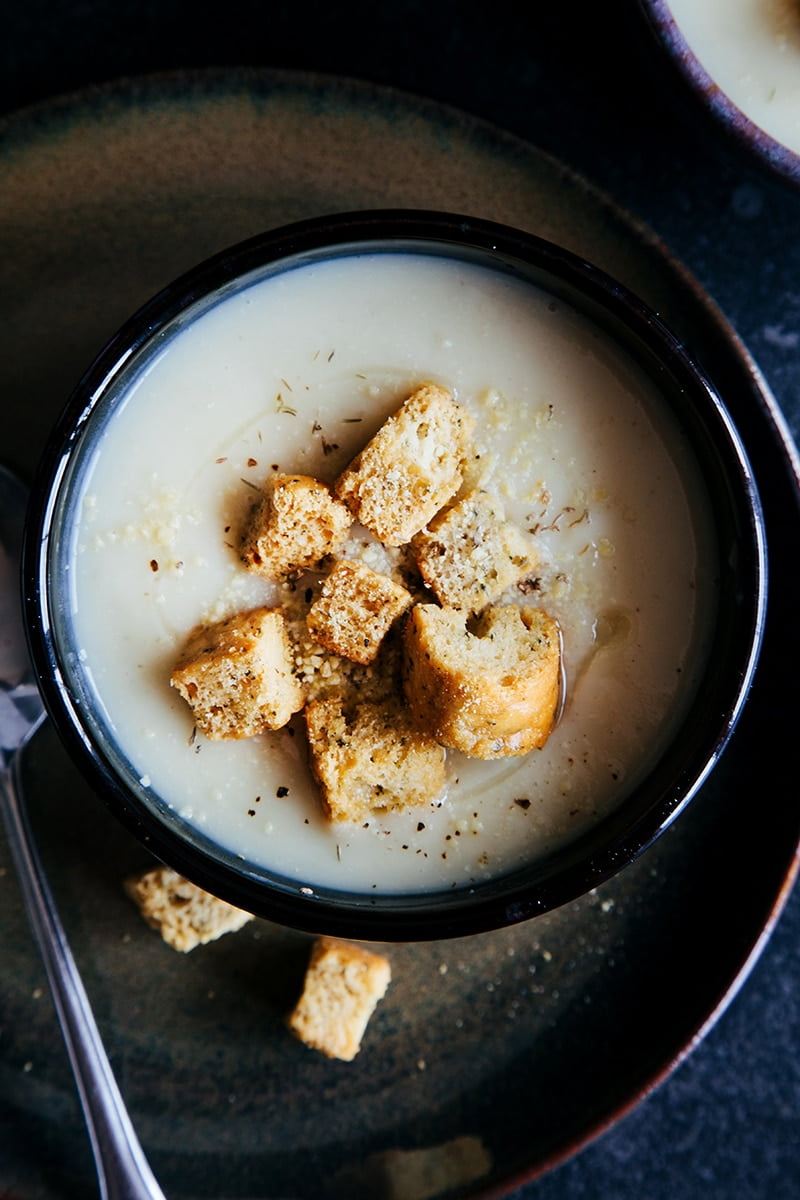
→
(22, 210, 767, 941)
(640, 0, 800, 189)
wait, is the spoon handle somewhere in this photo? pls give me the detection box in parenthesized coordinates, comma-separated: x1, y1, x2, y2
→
(1, 748, 167, 1200)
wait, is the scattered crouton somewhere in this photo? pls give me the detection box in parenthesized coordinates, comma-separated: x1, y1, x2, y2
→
(335, 383, 476, 546)
(366, 1136, 493, 1200)
(402, 603, 561, 758)
(304, 694, 446, 823)
(240, 473, 351, 578)
(124, 866, 253, 952)
(412, 489, 537, 612)
(306, 559, 414, 665)
(170, 607, 303, 739)
(288, 937, 391, 1060)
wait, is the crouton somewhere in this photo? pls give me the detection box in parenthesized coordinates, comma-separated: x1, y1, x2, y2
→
(368, 1136, 493, 1200)
(240, 473, 351, 578)
(402, 603, 561, 758)
(412, 489, 537, 612)
(304, 694, 446, 823)
(288, 937, 391, 1061)
(306, 559, 414, 665)
(124, 866, 253, 952)
(335, 383, 476, 546)
(170, 607, 303, 739)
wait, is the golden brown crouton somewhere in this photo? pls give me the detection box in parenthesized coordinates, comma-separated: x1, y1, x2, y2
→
(240, 473, 351, 578)
(170, 607, 303, 739)
(306, 559, 414, 665)
(412, 490, 537, 612)
(288, 937, 391, 1061)
(402, 603, 561, 758)
(304, 694, 446, 823)
(370, 1136, 493, 1200)
(335, 383, 476, 546)
(124, 866, 253, 952)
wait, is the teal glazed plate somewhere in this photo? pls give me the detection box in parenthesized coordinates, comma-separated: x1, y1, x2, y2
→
(1, 68, 798, 1199)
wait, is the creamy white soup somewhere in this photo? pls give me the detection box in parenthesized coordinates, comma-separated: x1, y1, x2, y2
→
(66, 252, 715, 894)
(668, 0, 800, 157)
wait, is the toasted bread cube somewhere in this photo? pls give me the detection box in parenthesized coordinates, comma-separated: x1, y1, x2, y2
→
(335, 383, 476, 546)
(170, 607, 303, 739)
(373, 1136, 493, 1199)
(304, 695, 446, 823)
(403, 603, 561, 759)
(306, 559, 414, 665)
(412, 490, 537, 612)
(124, 866, 253, 952)
(240, 473, 351, 578)
(288, 937, 391, 1061)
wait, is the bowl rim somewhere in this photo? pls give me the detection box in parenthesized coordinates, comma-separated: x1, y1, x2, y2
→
(22, 208, 769, 940)
(639, 0, 800, 190)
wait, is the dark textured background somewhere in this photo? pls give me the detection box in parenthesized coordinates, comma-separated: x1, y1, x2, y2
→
(1, 3, 799, 1198)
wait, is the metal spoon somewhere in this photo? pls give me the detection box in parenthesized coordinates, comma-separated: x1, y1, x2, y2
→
(0, 464, 167, 1200)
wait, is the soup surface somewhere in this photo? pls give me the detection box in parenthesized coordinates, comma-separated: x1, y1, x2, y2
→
(668, 0, 800, 156)
(65, 252, 715, 894)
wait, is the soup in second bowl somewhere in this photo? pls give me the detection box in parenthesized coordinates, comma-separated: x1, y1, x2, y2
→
(668, 0, 800, 159)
